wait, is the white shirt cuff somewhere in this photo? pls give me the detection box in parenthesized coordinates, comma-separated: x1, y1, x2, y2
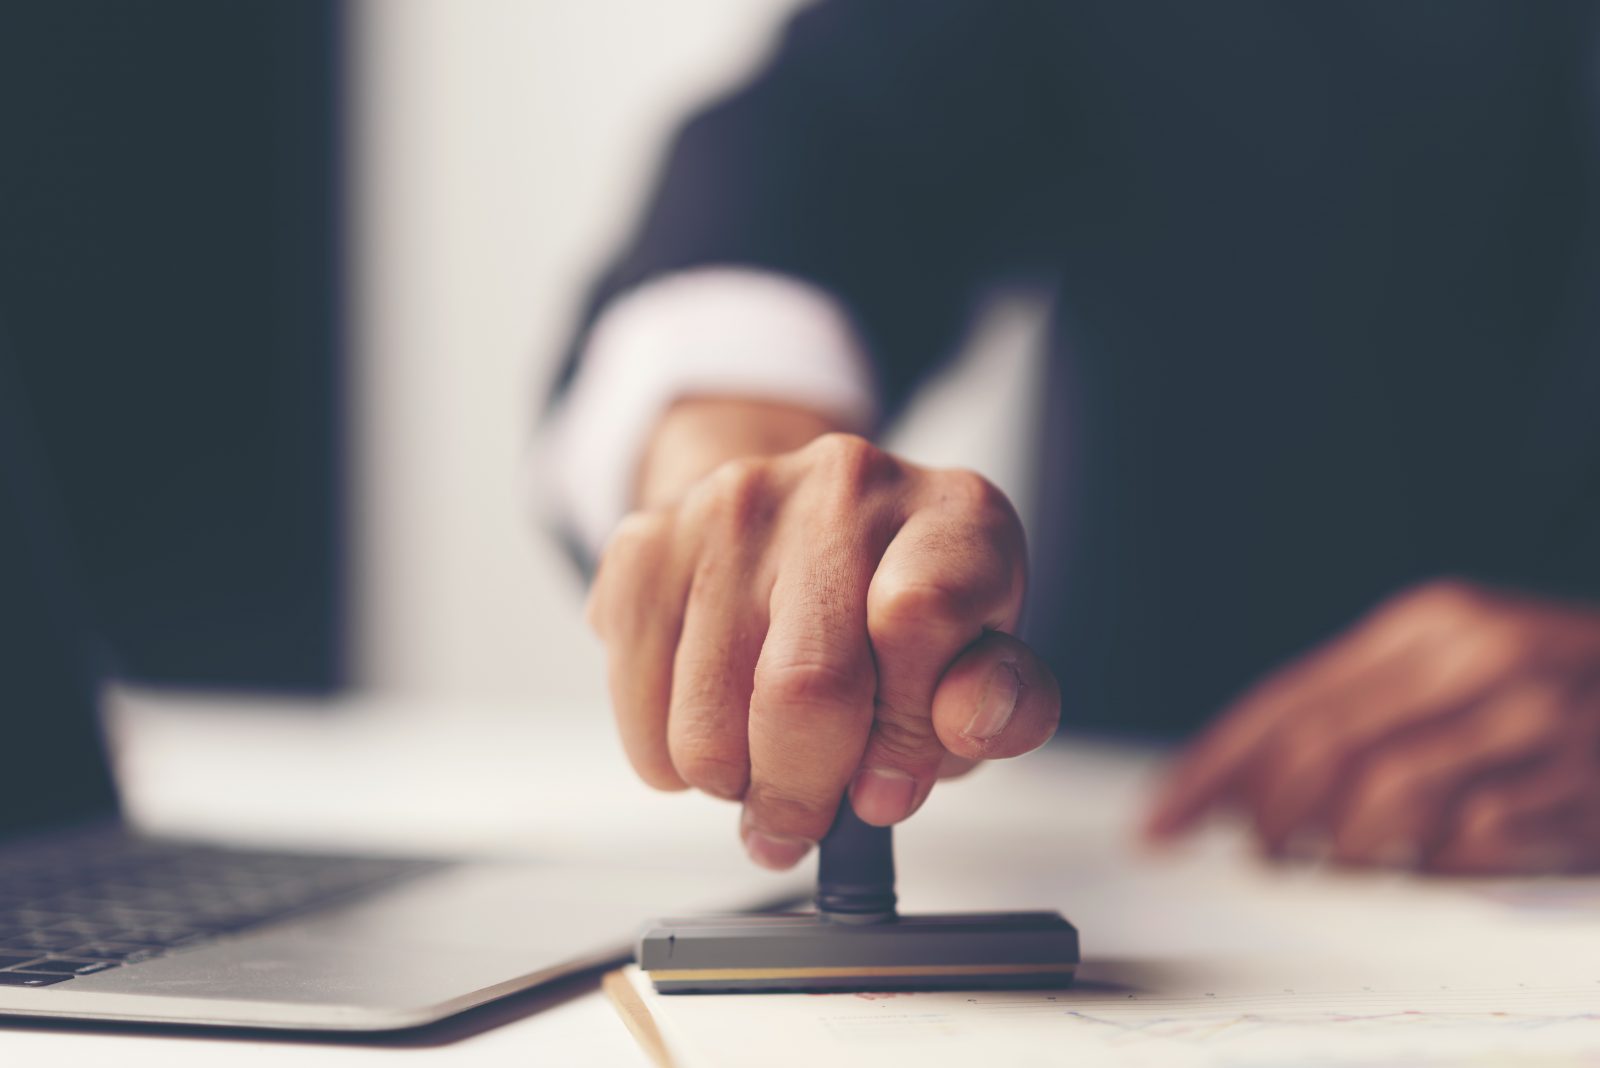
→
(540, 268, 879, 560)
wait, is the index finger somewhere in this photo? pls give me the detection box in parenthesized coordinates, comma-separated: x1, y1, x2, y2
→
(1143, 599, 1429, 840)
(1146, 580, 1539, 841)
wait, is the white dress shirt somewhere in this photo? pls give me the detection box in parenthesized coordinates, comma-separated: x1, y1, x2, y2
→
(543, 268, 879, 558)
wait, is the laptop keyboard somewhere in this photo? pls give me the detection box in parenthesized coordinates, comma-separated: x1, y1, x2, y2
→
(0, 832, 440, 988)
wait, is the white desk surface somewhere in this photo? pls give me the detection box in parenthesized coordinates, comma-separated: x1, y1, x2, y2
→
(3, 690, 1596, 1065)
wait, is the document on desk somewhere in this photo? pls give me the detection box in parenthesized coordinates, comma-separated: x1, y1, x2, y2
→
(623, 954, 1600, 1068)
(622, 961, 1600, 1068)
(613, 743, 1600, 1067)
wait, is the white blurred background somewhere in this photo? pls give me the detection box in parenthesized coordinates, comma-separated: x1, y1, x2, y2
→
(347, 0, 1046, 710)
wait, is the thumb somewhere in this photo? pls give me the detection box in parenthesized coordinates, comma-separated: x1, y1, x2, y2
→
(932, 631, 1061, 760)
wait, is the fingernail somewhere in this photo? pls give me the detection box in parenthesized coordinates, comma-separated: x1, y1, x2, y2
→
(741, 829, 812, 871)
(964, 661, 1021, 741)
(851, 767, 917, 824)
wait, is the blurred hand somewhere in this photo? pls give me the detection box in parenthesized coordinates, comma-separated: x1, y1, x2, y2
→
(587, 429, 1060, 870)
(1146, 579, 1600, 873)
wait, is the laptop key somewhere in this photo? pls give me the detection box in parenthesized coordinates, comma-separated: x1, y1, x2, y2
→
(69, 943, 162, 962)
(0, 835, 439, 984)
(0, 972, 72, 987)
(23, 958, 119, 975)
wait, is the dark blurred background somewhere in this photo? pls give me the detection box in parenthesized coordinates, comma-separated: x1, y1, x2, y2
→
(0, 0, 1000, 709)
(0, 1, 345, 690)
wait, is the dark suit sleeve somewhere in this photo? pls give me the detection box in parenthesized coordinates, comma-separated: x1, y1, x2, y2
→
(549, 0, 1061, 420)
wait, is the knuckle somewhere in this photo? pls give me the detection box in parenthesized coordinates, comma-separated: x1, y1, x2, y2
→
(934, 467, 1015, 525)
(1468, 619, 1536, 674)
(694, 457, 773, 535)
(605, 509, 670, 556)
(806, 433, 896, 492)
(593, 513, 660, 587)
(869, 574, 982, 635)
(756, 655, 872, 712)
(927, 470, 1026, 595)
(1406, 577, 1493, 625)
(1369, 578, 1501, 655)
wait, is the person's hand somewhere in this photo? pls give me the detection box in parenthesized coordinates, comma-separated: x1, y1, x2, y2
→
(587, 431, 1060, 869)
(1146, 579, 1600, 873)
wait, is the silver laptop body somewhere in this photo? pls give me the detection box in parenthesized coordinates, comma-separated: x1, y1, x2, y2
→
(0, 337, 786, 1031)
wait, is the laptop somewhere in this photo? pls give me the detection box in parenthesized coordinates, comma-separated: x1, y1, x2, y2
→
(0, 334, 791, 1031)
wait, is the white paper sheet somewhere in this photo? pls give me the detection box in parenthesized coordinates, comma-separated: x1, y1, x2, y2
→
(621, 741, 1600, 1067)
(626, 964, 1600, 1068)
